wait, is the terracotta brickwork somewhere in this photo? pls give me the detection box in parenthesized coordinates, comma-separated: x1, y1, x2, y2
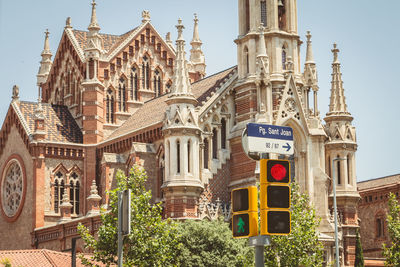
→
(358, 175, 400, 259)
(208, 160, 231, 203)
(0, 126, 33, 249)
(229, 136, 256, 184)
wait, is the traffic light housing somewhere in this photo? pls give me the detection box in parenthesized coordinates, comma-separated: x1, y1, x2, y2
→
(260, 159, 291, 235)
(231, 186, 258, 238)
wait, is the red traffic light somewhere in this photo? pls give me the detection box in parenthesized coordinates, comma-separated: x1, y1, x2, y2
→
(270, 164, 287, 181)
(266, 160, 290, 184)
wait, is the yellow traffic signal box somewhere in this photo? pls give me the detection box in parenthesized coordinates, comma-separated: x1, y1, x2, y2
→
(231, 186, 258, 238)
(260, 159, 291, 235)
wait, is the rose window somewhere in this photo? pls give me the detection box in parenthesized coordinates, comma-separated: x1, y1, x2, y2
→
(2, 161, 23, 217)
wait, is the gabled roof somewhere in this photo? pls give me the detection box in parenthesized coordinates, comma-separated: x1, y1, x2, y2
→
(0, 249, 97, 267)
(17, 101, 83, 143)
(105, 66, 236, 141)
(357, 174, 400, 191)
(72, 28, 136, 54)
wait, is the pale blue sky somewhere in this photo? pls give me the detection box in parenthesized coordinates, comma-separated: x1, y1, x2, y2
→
(0, 1, 399, 182)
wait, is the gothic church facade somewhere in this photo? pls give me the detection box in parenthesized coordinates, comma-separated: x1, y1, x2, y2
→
(0, 1, 359, 265)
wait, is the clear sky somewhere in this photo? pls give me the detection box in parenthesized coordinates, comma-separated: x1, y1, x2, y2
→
(0, 0, 399, 182)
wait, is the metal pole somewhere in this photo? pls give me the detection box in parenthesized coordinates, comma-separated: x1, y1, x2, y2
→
(332, 157, 345, 267)
(117, 192, 123, 267)
(255, 245, 264, 267)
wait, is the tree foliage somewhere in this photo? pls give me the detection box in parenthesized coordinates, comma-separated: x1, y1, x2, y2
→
(264, 183, 324, 267)
(78, 165, 180, 267)
(355, 229, 365, 267)
(175, 218, 254, 267)
(383, 193, 400, 266)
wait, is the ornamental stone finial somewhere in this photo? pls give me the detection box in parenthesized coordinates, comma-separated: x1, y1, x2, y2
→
(12, 85, 19, 101)
(142, 10, 151, 23)
(332, 43, 340, 63)
(65, 17, 72, 28)
(306, 30, 312, 42)
(176, 18, 184, 41)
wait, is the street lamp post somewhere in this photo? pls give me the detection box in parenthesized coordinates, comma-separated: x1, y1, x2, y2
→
(332, 157, 346, 267)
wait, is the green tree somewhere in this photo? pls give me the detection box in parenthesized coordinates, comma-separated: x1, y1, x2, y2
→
(383, 193, 400, 266)
(175, 217, 254, 267)
(78, 165, 180, 267)
(264, 183, 324, 267)
(355, 229, 365, 267)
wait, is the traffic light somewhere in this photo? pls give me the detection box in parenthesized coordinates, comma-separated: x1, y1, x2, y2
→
(231, 186, 258, 238)
(260, 159, 291, 235)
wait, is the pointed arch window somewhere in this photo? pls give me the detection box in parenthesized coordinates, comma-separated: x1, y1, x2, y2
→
(131, 67, 139, 100)
(166, 81, 172, 92)
(337, 155, 341, 185)
(261, 0, 267, 27)
(347, 155, 351, 184)
(106, 88, 115, 124)
(212, 128, 218, 159)
(278, 0, 286, 31)
(282, 46, 287, 70)
(187, 139, 191, 173)
(244, 46, 249, 74)
(69, 172, 80, 215)
(177, 140, 181, 174)
(203, 138, 209, 169)
(245, 0, 250, 33)
(154, 69, 162, 96)
(142, 56, 150, 89)
(221, 118, 227, 149)
(54, 171, 65, 213)
(118, 78, 126, 112)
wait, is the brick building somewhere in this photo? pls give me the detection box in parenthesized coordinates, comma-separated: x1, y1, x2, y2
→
(0, 1, 361, 265)
(357, 174, 400, 265)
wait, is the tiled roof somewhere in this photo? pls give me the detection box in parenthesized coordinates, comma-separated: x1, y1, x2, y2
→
(106, 66, 236, 140)
(0, 249, 99, 267)
(18, 101, 83, 144)
(72, 29, 137, 54)
(357, 174, 400, 191)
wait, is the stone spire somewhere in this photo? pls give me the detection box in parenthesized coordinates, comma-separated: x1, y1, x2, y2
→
(189, 14, 206, 79)
(327, 43, 350, 115)
(191, 13, 201, 43)
(303, 31, 319, 116)
(37, 29, 53, 86)
(305, 31, 315, 64)
(88, 0, 100, 32)
(168, 19, 195, 100)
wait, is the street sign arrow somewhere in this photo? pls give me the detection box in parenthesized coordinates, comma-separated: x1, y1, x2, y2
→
(282, 143, 291, 152)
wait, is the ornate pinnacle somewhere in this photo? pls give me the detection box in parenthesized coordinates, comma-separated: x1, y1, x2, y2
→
(332, 43, 340, 64)
(306, 30, 311, 42)
(176, 18, 185, 41)
(90, 180, 99, 195)
(142, 10, 151, 22)
(88, 0, 100, 31)
(12, 85, 19, 101)
(191, 13, 201, 42)
(65, 17, 72, 28)
(305, 30, 315, 64)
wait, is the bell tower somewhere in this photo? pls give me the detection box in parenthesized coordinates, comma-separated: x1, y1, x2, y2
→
(231, 0, 303, 185)
(237, 0, 301, 82)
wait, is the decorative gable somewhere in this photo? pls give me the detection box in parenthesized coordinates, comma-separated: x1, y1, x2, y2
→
(275, 75, 309, 135)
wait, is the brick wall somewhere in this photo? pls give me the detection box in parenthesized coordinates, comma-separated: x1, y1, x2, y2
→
(0, 126, 33, 249)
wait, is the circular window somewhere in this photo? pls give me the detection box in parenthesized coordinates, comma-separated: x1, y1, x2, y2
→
(1, 155, 26, 221)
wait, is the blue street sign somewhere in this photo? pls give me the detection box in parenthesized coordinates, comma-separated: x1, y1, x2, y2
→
(245, 123, 294, 155)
